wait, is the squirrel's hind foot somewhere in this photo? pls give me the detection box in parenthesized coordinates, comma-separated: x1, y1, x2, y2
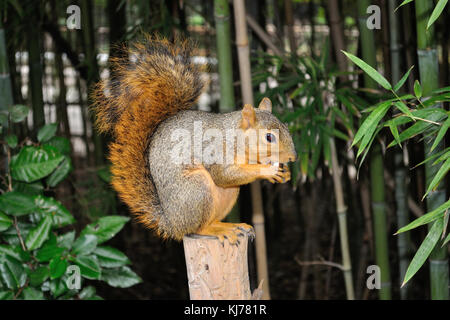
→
(195, 221, 255, 245)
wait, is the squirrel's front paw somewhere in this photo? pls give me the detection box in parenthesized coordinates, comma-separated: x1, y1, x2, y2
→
(260, 164, 291, 183)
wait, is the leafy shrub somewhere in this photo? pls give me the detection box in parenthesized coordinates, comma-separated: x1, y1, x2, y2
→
(0, 105, 141, 300)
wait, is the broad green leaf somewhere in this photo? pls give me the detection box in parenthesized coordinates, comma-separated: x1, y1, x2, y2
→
(25, 216, 52, 250)
(29, 266, 49, 286)
(8, 105, 30, 123)
(342, 51, 392, 90)
(443, 232, 450, 246)
(0, 291, 14, 300)
(72, 234, 98, 256)
(5, 134, 18, 148)
(10, 145, 64, 183)
(430, 117, 449, 152)
(80, 216, 130, 244)
(427, 0, 448, 29)
(396, 198, 450, 234)
(0, 245, 30, 262)
(423, 158, 450, 198)
(46, 156, 72, 187)
(0, 191, 36, 216)
(36, 244, 65, 262)
(22, 287, 44, 300)
(101, 266, 142, 288)
(0, 212, 13, 231)
(94, 246, 131, 268)
(37, 123, 58, 143)
(57, 231, 75, 250)
(78, 286, 96, 299)
(402, 218, 444, 286)
(34, 195, 75, 228)
(49, 277, 68, 297)
(49, 256, 68, 279)
(44, 136, 71, 156)
(414, 80, 422, 99)
(13, 181, 44, 195)
(0, 255, 27, 289)
(72, 255, 101, 280)
(393, 66, 414, 92)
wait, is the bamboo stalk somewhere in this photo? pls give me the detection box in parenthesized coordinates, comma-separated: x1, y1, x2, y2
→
(233, 0, 270, 300)
(415, 0, 449, 300)
(0, 18, 13, 114)
(283, 0, 296, 55)
(214, 0, 240, 223)
(388, 0, 411, 300)
(357, 0, 392, 300)
(329, 138, 355, 300)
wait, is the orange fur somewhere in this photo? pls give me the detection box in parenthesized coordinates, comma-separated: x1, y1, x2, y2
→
(91, 35, 204, 236)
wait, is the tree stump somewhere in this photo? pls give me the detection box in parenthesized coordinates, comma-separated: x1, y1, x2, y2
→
(183, 232, 252, 300)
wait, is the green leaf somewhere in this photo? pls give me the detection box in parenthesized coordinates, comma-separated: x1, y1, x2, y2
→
(0, 291, 14, 300)
(8, 105, 30, 123)
(414, 80, 422, 99)
(101, 266, 142, 288)
(10, 145, 64, 183)
(0, 212, 13, 231)
(395, 0, 414, 11)
(342, 51, 392, 90)
(94, 246, 131, 268)
(72, 255, 101, 280)
(5, 134, 18, 148)
(57, 231, 75, 250)
(36, 244, 65, 262)
(97, 166, 112, 184)
(427, 0, 448, 29)
(430, 117, 449, 152)
(78, 286, 96, 299)
(80, 216, 130, 244)
(13, 181, 44, 196)
(49, 256, 68, 279)
(0, 191, 36, 216)
(396, 198, 450, 234)
(34, 195, 75, 228)
(389, 123, 401, 148)
(37, 123, 58, 143)
(29, 266, 49, 286)
(49, 277, 68, 297)
(22, 287, 44, 300)
(72, 234, 98, 256)
(0, 245, 30, 262)
(46, 156, 72, 187)
(423, 158, 450, 199)
(443, 232, 450, 246)
(393, 101, 413, 118)
(0, 255, 27, 289)
(44, 136, 71, 156)
(402, 218, 444, 286)
(393, 66, 414, 92)
(352, 101, 391, 148)
(25, 216, 52, 250)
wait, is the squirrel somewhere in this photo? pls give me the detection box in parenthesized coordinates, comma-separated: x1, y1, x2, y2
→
(92, 36, 297, 244)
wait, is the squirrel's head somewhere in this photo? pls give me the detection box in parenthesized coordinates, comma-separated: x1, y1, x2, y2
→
(239, 97, 297, 166)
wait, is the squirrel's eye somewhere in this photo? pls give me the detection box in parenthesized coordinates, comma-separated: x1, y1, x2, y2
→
(266, 133, 276, 143)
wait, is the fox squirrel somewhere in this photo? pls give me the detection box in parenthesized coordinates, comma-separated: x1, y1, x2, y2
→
(92, 36, 296, 244)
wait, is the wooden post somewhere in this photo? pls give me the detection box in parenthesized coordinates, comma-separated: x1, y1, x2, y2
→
(183, 233, 253, 300)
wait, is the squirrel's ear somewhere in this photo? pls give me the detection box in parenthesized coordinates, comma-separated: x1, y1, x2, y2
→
(258, 97, 272, 113)
(240, 104, 256, 129)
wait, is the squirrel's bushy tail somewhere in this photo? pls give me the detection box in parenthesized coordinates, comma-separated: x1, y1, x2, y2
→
(92, 35, 204, 236)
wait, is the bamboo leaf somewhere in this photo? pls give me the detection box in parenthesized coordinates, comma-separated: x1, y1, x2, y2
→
(396, 198, 450, 234)
(352, 101, 391, 147)
(389, 123, 401, 148)
(430, 117, 449, 152)
(342, 51, 392, 90)
(393, 66, 414, 92)
(427, 0, 448, 29)
(395, 0, 414, 11)
(393, 101, 413, 118)
(423, 158, 450, 199)
(402, 218, 444, 287)
(414, 80, 422, 99)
